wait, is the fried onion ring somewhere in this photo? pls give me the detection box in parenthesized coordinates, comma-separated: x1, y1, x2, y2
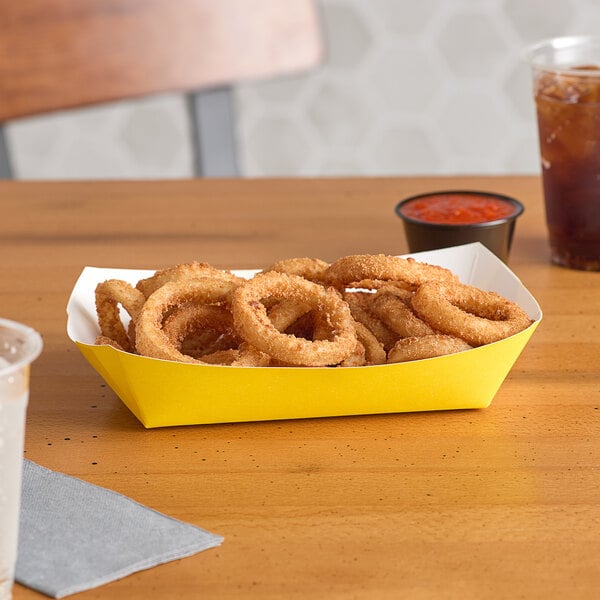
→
(339, 339, 367, 367)
(95, 279, 146, 352)
(353, 321, 386, 365)
(193, 345, 271, 367)
(93, 254, 534, 368)
(231, 271, 357, 366)
(411, 282, 532, 346)
(371, 287, 437, 338)
(136, 261, 243, 298)
(267, 300, 312, 332)
(195, 349, 239, 365)
(94, 335, 126, 351)
(344, 291, 399, 352)
(387, 335, 472, 363)
(162, 304, 239, 358)
(264, 257, 330, 283)
(325, 254, 458, 290)
(135, 278, 240, 363)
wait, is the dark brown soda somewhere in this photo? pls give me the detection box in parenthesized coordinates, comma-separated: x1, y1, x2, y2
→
(534, 66, 600, 270)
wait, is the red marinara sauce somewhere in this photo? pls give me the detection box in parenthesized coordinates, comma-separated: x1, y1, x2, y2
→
(400, 193, 517, 225)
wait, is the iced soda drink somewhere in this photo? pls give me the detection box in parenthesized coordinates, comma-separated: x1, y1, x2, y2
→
(0, 320, 42, 600)
(526, 36, 600, 270)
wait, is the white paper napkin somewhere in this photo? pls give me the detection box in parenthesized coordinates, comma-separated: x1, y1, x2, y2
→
(16, 460, 223, 598)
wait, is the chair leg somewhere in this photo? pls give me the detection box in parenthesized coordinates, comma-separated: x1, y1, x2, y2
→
(187, 87, 239, 177)
(0, 126, 13, 179)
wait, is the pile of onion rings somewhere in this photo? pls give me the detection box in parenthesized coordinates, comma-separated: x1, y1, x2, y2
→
(94, 255, 532, 366)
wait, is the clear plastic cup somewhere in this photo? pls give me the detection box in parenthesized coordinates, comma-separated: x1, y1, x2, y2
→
(523, 35, 600, 271)
(0, 319, 42, 600)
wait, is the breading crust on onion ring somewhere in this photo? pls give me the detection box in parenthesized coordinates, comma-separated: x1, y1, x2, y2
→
(324, 254, 458, 289)
(162, 303, 239, 359)
(267, 300, 312, 332)
(371, 286, 437, 339)
(95, 335, 127, 352)
(136, 261, 243, 298)
(387, 335, 472, 364)
(263, 257, 330, 283)
(352, 321, 386, 365)
(343, 291, 399, 352)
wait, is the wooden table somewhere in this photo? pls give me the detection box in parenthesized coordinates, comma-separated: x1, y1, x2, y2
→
(3, 176, 599, 599)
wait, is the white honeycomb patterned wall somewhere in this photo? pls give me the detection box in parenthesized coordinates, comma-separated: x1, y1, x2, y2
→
(7, 0, 600, 179)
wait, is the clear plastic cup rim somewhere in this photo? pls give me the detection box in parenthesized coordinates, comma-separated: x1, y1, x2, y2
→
(522, 34, 600, 75)
(0, 318, 43, 378)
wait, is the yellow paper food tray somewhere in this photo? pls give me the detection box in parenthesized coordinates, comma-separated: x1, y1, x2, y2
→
(66, 243, 542, 428)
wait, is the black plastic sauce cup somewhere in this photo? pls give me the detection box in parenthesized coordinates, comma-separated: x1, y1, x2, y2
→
(395, 190, 524, 263)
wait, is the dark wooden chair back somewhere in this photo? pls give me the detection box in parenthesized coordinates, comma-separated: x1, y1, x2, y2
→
(0, 0, 322, 177)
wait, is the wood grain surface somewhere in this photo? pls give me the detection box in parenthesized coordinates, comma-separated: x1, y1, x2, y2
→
(3, 176, 599, 599)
